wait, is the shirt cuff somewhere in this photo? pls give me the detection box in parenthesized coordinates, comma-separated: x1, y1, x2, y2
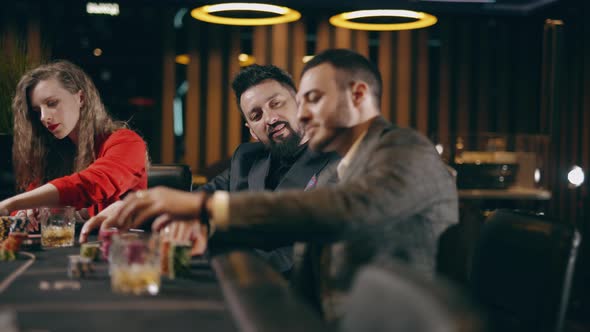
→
(210, 191, 230, 234)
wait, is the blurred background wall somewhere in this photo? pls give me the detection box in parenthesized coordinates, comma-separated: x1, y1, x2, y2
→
(0, 0, 588, 234)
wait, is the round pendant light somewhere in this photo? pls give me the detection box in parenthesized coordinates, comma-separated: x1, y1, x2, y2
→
(329, 9, 437, 31)
(191, 2, 301, 26)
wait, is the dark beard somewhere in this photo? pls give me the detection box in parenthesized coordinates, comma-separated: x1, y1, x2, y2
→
(269, 129, 303, 161)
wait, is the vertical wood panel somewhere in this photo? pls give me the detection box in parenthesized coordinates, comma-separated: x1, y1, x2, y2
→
(456, 21, 472, 136)
(495, 24, 510, 133)
(160, 10, 175, 164)
(514, 23, 535, 133)
(316, 20, 331, 53)
(539, 22, 552, 135)
(206, 26, 223, 166)
(438, 20, 451, 147)
(416, 29, 429, 135)
(292, 21, 306, 84)
(253, 26, 269, 64)
(334, 27, 352, 49)
(227, 28, 242, 155)
(477, 21, 491, 134)
(185, 21, 201, 172)
(271, 23, 289, 69)
(396, 30, 411, 127)
(378, 32, 393, 122)
(1, 7, 17, 56)
(26, 4, 41, 64)
(353, 31, 370, 58)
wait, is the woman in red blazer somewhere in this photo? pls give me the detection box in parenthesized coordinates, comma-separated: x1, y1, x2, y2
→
(0, 60, 147, 228)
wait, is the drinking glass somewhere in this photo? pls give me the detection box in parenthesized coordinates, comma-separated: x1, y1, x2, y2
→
(39, 207, 75, 248)
(109, 232, 161, 295)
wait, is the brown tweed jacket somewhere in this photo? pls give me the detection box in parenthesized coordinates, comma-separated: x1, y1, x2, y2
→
(224, 116, 459, 318)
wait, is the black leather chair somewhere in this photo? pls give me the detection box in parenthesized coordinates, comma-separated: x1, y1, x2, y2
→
(341, 259, 483, 332)
(470, 209, 581, 332)
(147, 164, 192, 191)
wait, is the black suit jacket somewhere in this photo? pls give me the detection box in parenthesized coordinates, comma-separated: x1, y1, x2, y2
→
(199, 142, 338, 194)
(198, 142, 340, 272)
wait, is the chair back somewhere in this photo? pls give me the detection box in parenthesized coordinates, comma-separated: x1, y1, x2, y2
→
(470, 209, 581, 332)
(147, 164, 192, 191)
(341, 259, 483, 332)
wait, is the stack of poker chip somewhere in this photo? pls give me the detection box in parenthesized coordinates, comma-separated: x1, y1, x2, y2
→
(68, 255, 94, 278)
(0, 232, 27, 261)
(8, 216, 29, 233)
(98, 227, 119, 261)
(160, 241, 191, 279)
(80, 242, 101, 261)
(0, 216, 15, 242)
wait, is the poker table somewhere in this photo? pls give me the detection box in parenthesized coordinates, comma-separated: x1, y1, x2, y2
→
(0, 241, 326, 332)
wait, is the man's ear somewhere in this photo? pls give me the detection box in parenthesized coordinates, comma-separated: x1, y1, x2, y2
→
(350, 81, 368, 106)
(246, 123, 259, 141)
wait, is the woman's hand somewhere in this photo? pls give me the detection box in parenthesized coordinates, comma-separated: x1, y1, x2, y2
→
(15, 209, 40, 232)
(0, 199, 13, 216)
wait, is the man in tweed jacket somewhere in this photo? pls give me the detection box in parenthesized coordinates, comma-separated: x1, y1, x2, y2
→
(112, 49, 458, 321)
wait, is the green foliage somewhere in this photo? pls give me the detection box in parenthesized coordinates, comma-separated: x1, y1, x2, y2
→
(0, 38, 42, 134)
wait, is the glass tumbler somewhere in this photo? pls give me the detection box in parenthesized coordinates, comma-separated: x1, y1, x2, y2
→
(39, 207, 75, 248)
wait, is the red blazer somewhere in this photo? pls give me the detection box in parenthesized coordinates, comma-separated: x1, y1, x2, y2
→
(48, 129, 147, 216)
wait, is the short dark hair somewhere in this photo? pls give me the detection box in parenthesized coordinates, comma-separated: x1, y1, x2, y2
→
(301, 49, 382, 107)
(231, 64, 296, 114)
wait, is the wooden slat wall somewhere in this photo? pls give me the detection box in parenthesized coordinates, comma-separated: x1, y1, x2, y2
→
(160, 9, 175, 164)
(26, 3, 41, 64)
(415, 29, 429, 135)
(291, 21, 306, 85)
(271, 24, 289, 69)
(437, 20, 452, 152)
(353, 31, 370, 58)
(546, 3, 590, 228)
(253, 26, 270, 65)
(164, 7, 590, 233)
(184, 19, 202, 172)
(378, 32, 393, 122)
(205, 25, 224, 166)
(316, 21, 331, 53)
(226, 29, 242, 155)
(334, 28, 352, 49)
(456, 20, 472, 137)
(395, 30, 411, 127)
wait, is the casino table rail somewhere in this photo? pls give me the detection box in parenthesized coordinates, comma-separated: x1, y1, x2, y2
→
(211, 251, 327, 332)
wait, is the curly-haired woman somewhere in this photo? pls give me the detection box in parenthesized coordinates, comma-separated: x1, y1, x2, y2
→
(0, 60, 147, 229)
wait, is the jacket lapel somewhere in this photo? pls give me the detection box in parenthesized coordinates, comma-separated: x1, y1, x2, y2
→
(248, 154, 271, 191)
(339, 116, 392, 183)
(276, 148, 337, 191)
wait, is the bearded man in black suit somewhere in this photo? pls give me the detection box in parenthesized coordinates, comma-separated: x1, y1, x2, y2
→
(198, 65, 339, 272)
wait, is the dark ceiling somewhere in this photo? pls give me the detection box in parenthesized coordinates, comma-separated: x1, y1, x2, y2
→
(154, 0, 563, 16)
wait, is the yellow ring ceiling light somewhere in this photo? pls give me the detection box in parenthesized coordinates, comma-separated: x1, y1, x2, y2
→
(329, 9, 437, 31)
(191, 3, 301, 26)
